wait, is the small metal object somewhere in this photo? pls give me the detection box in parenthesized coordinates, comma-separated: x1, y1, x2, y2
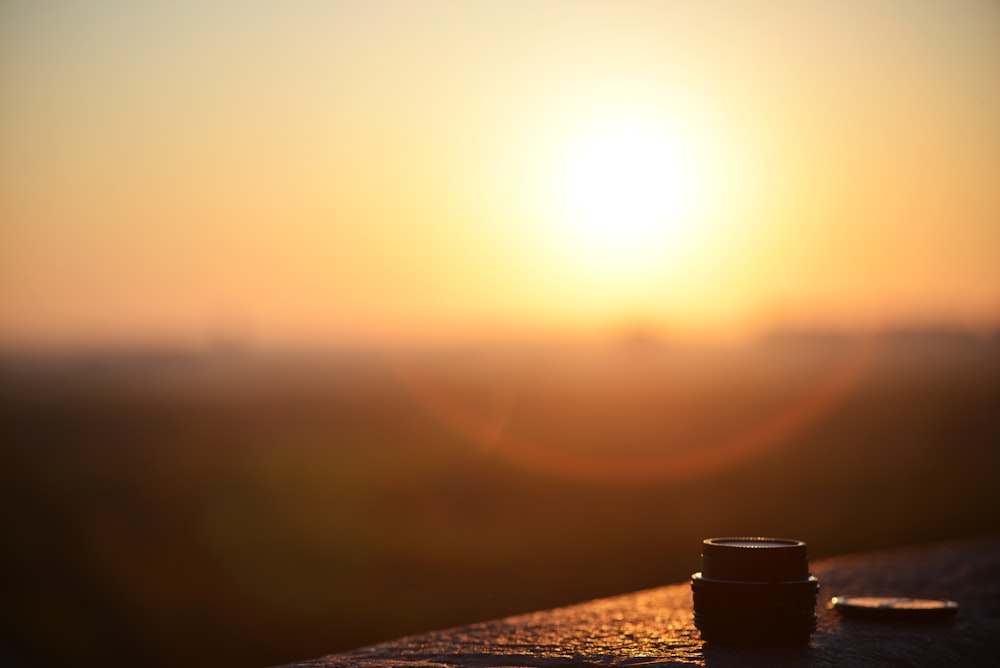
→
(831, 596, 958, 622)
(691, 537, 820, 645)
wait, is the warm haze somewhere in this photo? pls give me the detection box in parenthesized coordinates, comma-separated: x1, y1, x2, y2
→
(2, 0, 998, 349)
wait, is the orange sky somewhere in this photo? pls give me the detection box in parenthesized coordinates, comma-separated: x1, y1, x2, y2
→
(2, 1, 998, 349)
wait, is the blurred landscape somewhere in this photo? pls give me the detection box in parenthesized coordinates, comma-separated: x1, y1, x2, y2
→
(1, 329, 998, 668)
(4, 3, 999, 667)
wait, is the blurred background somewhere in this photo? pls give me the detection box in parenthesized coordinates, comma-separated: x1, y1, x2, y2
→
(1, 1, 998, 667)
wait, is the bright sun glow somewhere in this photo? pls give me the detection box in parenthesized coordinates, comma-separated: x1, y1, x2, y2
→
(543, 114, 710, 279)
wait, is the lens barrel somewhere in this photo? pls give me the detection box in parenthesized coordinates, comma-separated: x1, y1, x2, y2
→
(691, 537, 819, 645)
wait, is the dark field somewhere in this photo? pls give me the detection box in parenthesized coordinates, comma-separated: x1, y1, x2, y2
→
(1, 333, 998, 667)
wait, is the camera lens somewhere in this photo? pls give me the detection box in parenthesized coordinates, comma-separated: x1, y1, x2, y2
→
(691, 537, 819, 645)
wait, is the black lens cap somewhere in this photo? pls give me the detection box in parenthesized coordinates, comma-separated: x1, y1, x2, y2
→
(692, 537, 819, 645)
(831, 596, 958, 622)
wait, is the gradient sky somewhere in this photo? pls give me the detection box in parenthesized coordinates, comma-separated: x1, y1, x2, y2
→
(2, 0, 998, 348)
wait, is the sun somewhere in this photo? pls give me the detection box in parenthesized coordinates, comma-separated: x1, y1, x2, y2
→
(546, 115, 707, 276)
(503, 98, 748, 325)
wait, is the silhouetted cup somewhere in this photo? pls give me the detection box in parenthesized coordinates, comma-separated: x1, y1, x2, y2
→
(691, 537, 819, 645)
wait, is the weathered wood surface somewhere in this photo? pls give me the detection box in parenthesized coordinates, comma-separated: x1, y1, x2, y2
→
(281, 535, 1000, 667)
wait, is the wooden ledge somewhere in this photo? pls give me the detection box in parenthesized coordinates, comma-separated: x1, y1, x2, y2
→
(280, 534, 1000, 667)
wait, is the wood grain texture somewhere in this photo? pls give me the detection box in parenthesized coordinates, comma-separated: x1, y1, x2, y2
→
(280, 535, 1000, 667)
